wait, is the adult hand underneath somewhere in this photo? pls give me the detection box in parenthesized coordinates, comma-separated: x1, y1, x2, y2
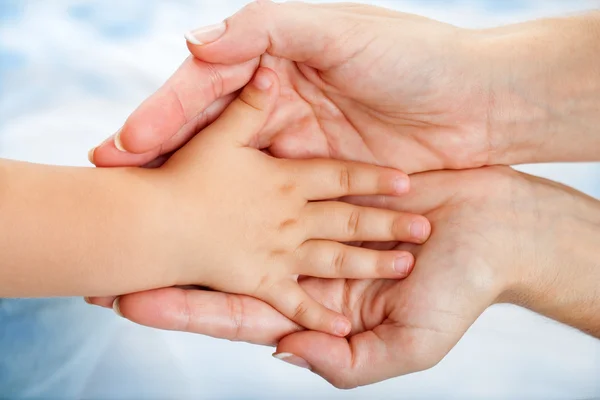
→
(88, 167, 600, 388)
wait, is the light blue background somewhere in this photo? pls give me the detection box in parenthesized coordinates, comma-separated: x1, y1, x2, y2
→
(1, 1, 600, 398)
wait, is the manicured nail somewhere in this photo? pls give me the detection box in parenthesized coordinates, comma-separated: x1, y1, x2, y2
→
(393, 176, 410, 194)
(410, 219, 430, 240)
(273, 353, 312, 370)
(184, 22, 227, 45)
(112, 297, 124, 318)
(252, 70, 273, 91)
(394, 255, 412, 275)
(333, 318, 351, 336)
(87, 147, 95, 164)
(113, 128, 126, 152)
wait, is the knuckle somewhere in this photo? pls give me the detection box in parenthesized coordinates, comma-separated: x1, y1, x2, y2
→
(225, 294, 245, 342)
(338, 165, 352, 192)
(292, 301, 309, 321)
(346, 209, 361, 236)
(204, 63, 225, 100)
(330, 248, 346, 275)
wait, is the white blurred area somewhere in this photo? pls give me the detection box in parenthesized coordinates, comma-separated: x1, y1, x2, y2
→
(1, 1, 599, 399)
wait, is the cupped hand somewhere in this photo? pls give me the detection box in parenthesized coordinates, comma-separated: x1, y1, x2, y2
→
(90, 1, 497, 174)
(89, 166, 598, 387)
(139, 67, 431, 336)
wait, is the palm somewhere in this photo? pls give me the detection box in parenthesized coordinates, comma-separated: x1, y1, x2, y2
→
(100, 168, 552, 387)
(93, 5, 492, 174)
(259, 27, 491, 174)
(280, 167, 522, 387)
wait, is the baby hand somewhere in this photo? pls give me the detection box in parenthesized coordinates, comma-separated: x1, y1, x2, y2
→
(157, 68, 431, 336)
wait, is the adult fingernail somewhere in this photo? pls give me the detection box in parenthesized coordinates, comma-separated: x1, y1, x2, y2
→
(113, 128, 126, 152)
(251, 69, 273, 91)
(394, 255, 412, 275)
(184, 22, 227, 45)
(410, 219, 430, 241)
(393, 176, 410, 194)
(87, 148, 95, 164)
(273, 353, 312, 371)
(83, 297, 91, 304)
(112, 297, 124, 318)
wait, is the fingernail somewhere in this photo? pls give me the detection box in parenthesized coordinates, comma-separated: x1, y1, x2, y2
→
(394, 255, 412, 275)
(112, 297, 124, 318)
(113, 128, 126, 152)
(87, 148, 95, 164)
(393, 176, 410, 194)
(273, 353, 312, 370)
(184, 22, 227, 45)
(252, 70, 273, 91)
(333, 318, 351, 336)
(410, 219, 430, 240)
(83, 297, 91, 304)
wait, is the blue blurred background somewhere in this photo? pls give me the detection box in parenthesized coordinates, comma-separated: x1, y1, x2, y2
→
(1, 0, 600, 398)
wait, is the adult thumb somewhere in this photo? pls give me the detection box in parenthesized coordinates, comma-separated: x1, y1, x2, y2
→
(184, 67, 280, 149)
(184, 1, 372, 70)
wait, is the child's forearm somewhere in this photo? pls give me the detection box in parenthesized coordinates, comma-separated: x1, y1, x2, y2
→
(0, 159, 177, 297)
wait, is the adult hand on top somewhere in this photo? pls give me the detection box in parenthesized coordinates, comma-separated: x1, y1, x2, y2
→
(90, 1, 502, 173)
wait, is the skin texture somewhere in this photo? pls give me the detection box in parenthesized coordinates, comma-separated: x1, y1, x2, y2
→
(0, 160, 175, 297)
(90, 3, 600, 170)
(87, 1, 600, 389)
(91, 167, 600, 388)
(151, 68, 431, 336)
(90, 2, 495, 173)
(2, 69, 432, 337)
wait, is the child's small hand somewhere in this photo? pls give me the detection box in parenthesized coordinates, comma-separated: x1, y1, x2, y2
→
(157, 68, 431, 336)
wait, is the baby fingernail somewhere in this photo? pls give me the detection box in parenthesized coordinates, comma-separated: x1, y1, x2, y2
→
(184, 22, 227, 45)
(333, 318, 351, 336)
(393, 176, 410, 194)
(112, 297, 124, 318)
(273, 353, 312, 371)
(410, 219, 430, 240)
(252, 69, 273, 91)
(394, 256, 412, 275)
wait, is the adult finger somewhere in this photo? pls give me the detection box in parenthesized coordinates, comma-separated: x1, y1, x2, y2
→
(90, 56, 258, 157)
(106, 287, 301, 346)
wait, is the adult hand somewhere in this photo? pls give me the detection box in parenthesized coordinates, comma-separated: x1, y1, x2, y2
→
(89, 167, 600, 388)
(90, 1, 499, 173)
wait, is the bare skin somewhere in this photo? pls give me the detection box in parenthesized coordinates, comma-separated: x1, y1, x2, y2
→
(90, 166, 600, 388)
(87, 2, 600, 388)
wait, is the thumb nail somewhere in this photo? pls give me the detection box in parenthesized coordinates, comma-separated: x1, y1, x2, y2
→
(112, 297, 124, 318)
(273, 352, 312, 371)
(185, 22, 227, 45)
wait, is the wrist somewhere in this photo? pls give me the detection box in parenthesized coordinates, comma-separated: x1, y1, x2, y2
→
(477, 12, 600, 165)
(101, 168, 184, 293)
(499, 178, 600, 336)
